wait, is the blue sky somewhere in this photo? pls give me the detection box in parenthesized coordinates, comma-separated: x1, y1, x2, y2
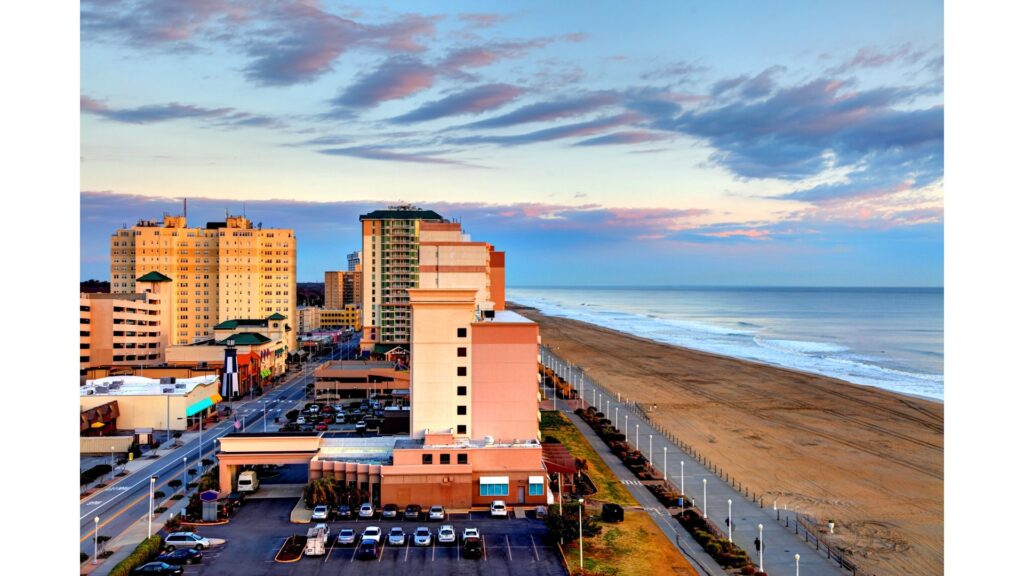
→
(80, 1, 943, 286)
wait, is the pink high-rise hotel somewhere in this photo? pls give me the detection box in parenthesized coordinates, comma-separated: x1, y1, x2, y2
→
(217, 207, 549, 508)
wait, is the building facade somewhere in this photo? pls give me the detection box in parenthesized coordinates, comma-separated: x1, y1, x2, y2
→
(359, 207, 506, 355)
(79, 273, 174, 377)
(109, 214, 297, 350)
(298, 306, 361, 334)
(325, 271, 362, 309)
(80, 375, 221, 432)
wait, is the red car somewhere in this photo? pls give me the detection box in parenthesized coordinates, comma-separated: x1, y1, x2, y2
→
(315, 422, 328, 431)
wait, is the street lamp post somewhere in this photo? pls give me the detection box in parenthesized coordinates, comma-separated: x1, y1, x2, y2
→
(680, 460, 685, 499)
(577, 494, 585, 569)
(615, 407, 618, 430)
(795, 553, 800, 576)
(110, 445, 115, 477)
(182, 456, 188, 491)
(663, 446, 667, 480)
(702, 478, 708, 519)
(263, 401, 268, 432)
(727, 499, 733, 542)
(93, 516, 99, 564)
(758, 524, 764, 571)
(648, 434, 653, 462)
(148, 476, 156, 538)
(635, 424, 639, 447)
(624, 414, 628, 438)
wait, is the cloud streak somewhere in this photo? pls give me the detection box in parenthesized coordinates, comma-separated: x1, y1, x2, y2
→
(81, 95, 283, 128)
(390, 84, 524, 123)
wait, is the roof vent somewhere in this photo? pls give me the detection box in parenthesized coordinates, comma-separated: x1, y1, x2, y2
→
(174, 383, 186, 389)
(484, 436, 494, 446)
(162, 387, 174, 394)
(94, 385, 109, 394)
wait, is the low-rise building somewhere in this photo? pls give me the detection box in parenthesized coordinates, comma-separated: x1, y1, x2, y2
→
(80, 375, 221, 433)
(298, 306, 361, 334)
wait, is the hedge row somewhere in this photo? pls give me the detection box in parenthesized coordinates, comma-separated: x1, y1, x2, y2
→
(107, 535, 162, 576)
(81, 464, 113, 486)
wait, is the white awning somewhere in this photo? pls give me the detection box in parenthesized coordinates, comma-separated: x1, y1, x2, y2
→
(529, 476, 546, 484)
(479, 476, 509, 485)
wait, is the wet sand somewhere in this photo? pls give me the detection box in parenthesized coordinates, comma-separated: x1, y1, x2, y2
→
(514, 304, 943, 576)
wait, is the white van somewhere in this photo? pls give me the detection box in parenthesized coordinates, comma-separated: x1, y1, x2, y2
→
(237, 470, 259, 493)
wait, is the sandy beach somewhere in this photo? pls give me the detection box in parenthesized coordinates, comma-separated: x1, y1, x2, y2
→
(514, 304, 943, 576)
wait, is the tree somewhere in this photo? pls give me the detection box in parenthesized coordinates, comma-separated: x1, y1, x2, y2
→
(304, 478, 341, 507)
(544, 501, 602, 545)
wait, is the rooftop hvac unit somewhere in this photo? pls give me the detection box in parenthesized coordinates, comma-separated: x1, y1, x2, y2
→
(94, 385, 109, 394)
(174, 383, 186, 389)
(108, 381, 123, 390)
(162, 387, 174, 394)
(483, 310, 495, 319)
(160, 377, 176, 384)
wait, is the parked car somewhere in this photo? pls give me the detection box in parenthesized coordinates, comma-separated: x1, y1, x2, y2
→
(336, 504, 353, 519)
(155, 548, 202, 565)
(437, 525, 456, 545)
(404, 504, 422, 520)
(428, 505, 445, 521)
(296, 416, 306, 425)
(355, 421, 366, 433)
(130, 562, 184, 575)
(536, 506, 548, 519)
(313, 523, 331, 540)
(361, 526, 382, 544)
(314, 422, 328, 431)
(462, 527, 480, 540)
(164, 532, 210, 551)
(359, 503, 374, 518)
(412, 527, 432, 547)
(336, 528, 357, 546)
(463, 536, 483, 559)
(356, 539, 379, 560)
(381, 503, 399, 519)
(311, 505, 329, 521)
(490, 500, 508, 518)
(387, 527, 407, 546)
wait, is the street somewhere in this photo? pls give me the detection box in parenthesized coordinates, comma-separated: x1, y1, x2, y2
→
(80, 336, 360, 556)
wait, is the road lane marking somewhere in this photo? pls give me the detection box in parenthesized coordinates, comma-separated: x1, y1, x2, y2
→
(531, 534, 540, 561)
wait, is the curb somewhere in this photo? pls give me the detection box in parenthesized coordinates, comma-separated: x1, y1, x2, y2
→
(274, 536, 306, 563)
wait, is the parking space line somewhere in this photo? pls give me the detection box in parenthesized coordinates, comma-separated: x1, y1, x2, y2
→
(432, 540, 435, 561)
(506, 534, 512, 561)
(530, 534, 540, 561)
(482, 535, 487, 561)
(350, 544, 358, 562)
(405, 540, 410, 562)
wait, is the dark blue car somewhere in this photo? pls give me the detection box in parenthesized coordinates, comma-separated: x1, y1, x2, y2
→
(156, 548, 203, 565)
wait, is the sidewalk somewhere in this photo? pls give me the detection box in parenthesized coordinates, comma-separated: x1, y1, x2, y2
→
(81, 430, 205, 501)
(81, 494, 183, 576)
(545, 354, 849, 576)
(564, 411, 727, 576)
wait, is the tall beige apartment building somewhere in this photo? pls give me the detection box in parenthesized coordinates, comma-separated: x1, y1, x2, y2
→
(359, 206, 505, 354)
(110, 214, 297, 350)
(325, 270, 362, 309)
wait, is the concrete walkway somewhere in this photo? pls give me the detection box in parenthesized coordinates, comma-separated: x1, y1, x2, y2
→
(543, 354, 849, 576)
(564, 411, 727, 576)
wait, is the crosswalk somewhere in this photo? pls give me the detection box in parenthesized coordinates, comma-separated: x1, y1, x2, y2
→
(619, 479, 643, 486)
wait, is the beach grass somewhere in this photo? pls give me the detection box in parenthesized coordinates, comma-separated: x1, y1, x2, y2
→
(540, 410, 636, 506)
(541, 410, 696, 575)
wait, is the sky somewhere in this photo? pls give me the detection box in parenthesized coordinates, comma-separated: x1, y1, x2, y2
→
(80, 0, 944, 286)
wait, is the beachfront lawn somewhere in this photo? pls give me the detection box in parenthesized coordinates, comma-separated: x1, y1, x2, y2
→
(541, 410, 636, 506)
(541, 410, 697, 576)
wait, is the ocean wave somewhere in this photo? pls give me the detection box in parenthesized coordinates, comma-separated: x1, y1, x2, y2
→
(510, 290, 944, 401)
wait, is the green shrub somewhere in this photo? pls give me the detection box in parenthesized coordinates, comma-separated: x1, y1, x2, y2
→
(107, 535, 162, 576)
(80, 552, 88, 563)
(80, 464, 113, 485)
(168, 479, 182, 489)
(705, 542, 722, 557)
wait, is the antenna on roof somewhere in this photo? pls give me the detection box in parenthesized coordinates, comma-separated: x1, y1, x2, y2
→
(183, 197, 187, 219)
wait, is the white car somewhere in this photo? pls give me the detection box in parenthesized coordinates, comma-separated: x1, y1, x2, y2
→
(359, 502, 374, 518)
(296, 416, 306, 425)
(164, 532, 210, 551)
(437, 525, 456, 545)
(490, 500, 508, 518)
(311, 505, 329, 520)
(428, 505, 445, 521)
(337, 529, 357, 546)
(361, 526, 382, 544)
(462, 527, 480, 540)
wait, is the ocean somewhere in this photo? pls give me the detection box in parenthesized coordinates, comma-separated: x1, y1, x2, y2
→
(507, 286, 944, 401)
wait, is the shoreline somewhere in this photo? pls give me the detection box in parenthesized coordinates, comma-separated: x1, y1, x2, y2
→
(512, 301, 943, 575)
(508, 301, 943, 405)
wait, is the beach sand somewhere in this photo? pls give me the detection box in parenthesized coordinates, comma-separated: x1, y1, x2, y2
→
(513, 304, 943, 576)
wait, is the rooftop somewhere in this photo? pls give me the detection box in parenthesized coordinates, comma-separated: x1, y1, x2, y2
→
(136, 271, 173, 283)
(359, 208, 444, 221)
(319, 360, 397, 371)
(477, 310, 535, 325)
(81, 375, 218, 397)
(215, 332, 273, 346)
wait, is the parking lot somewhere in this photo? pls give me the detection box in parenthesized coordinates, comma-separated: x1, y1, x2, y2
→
(176, 498, 567, 575)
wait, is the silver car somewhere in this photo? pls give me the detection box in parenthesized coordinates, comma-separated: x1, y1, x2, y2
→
(387, 527, 407, 546)
(337, 528, 357, 546)
(412, 527, 432, 547)
(428, 505, 445, 521)
(311, 505, 329, 520)
(359, 503, 374, 518)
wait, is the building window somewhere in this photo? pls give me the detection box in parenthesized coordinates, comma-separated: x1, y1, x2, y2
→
(479, 480, 509, 497)
(422, 454, 432, 465)
(457, 347, 467, 357)
(457, 327, 467, 338)
(440, 454, 450, 465)
(529, 479, 545, 496)
(457, 424, 467, 435)
(457, 366, 467, 377)
(457, 386, 467, 396)
(457, 453, 468, 465)
(457, 405, 467, 416)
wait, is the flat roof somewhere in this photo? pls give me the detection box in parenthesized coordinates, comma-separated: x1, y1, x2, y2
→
(476, 310, 535, 325)
(320, 360, 396, 371)
(81, 375, 218, 397)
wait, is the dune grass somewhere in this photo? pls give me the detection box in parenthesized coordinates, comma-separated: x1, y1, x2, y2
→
(540, 410, 636, 506)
